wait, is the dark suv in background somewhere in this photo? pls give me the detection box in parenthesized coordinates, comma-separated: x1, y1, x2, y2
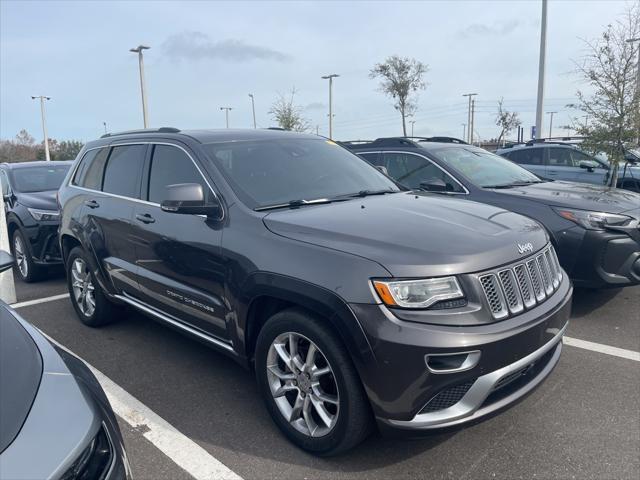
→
(58, 128, 571, 455)
(1, 161, 70, 282)
(344, 138, 640, 289)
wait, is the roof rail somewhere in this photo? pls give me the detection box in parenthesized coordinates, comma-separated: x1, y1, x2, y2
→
(417, 136, 468, 145)
(100, 127, 181, 139)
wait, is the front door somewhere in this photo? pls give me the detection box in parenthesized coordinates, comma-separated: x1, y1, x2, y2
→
(130, 143, 228, 341)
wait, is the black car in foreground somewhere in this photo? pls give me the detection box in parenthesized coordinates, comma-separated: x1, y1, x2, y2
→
(1, 161, 71, 282)
(344, 137, 640, 289)
(58, 128, 571, 455)
(0, 251, 130, 479)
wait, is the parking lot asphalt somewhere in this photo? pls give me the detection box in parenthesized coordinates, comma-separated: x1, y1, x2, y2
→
(10, 271, 640, 480)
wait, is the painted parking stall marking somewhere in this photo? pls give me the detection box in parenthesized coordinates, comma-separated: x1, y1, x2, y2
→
(37, 330, 244, 480)
(563, 336, 640, 362)
(11, 292, 69, 309)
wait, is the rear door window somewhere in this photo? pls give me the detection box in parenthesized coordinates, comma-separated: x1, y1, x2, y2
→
(102, 145, 146, 198)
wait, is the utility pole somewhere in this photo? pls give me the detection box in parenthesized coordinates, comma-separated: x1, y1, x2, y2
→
(470, 98, 477, 145)
(627, 38, 640, 144)
(31, 96, 51, 161)
(461, 123, 466, 141)
(534, 0, 548, 140)
(220, 107, 232, 128)
(546, 111, 557, 139)
(316, 125, 320, 135)
(410, 120, 416, 137)
(129, 45, 150, 128)
(462, 93, 477, 143)
(103, 122, 107, 134)
(321, 74, 339, 139)
(248, 94, 257, 129)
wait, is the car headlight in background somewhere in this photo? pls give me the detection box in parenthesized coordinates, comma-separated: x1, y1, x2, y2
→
(553, 207, 634, 230)
(27, 208, 60, 221)
(373, 277, 464, 308)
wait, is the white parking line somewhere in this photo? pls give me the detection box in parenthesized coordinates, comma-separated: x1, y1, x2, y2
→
(39, 331, 244, 480)
(563, 336, 640, 362)
(11, 293, 70, 309)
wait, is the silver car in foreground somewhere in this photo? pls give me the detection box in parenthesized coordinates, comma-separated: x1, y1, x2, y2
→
(0, 251, 130, 479)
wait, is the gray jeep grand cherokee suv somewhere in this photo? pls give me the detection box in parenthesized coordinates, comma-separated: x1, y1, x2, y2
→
(58, 128, 572, 455)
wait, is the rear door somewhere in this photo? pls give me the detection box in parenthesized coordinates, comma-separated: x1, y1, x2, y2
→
(130, 143, 228, 340)
(75, 144, 147, 295)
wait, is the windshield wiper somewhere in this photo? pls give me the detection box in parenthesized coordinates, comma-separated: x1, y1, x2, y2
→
(346, 189, 397, 198)
(483, 180, 544, 189)
(254, 198, 335, 211)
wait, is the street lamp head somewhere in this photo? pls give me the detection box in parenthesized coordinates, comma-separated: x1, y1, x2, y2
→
(248, 93, 253, 98)
(321, 74, 340, 79)
(130, 45, 150, 53)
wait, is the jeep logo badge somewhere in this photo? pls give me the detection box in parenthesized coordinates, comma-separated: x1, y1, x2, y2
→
(517, 242, 534, 255)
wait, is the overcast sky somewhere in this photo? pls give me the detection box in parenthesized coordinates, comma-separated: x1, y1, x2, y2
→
(0, 0, 633, 143)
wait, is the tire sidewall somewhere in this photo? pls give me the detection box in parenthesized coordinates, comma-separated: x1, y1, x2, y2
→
(255, 310, 361, 455)
(12, 229, 36, 282)
(66, 247, 100, 325)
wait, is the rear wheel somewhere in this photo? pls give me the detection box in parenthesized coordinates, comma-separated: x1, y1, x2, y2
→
(67, 247, 122, 327)
(255, 308, 373, 455)
(12, 230, 41, 283)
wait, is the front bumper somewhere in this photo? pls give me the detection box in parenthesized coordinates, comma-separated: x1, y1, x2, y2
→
(557, 227, 640, 288)
(350, 277, 572, 430)
(22, 222, 63, 265)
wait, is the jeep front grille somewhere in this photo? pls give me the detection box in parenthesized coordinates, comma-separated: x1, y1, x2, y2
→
(479, 245, 562, 320)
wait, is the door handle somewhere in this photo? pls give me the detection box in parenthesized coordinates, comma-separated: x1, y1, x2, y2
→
(84, 199, 100, 209)
(135, 213, 156, 224)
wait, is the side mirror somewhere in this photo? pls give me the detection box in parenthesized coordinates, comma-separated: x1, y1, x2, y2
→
(419, 178, 447, 192)
(0, 250, 14, 274)
(374, 165, 389, 175)
(579, 160, 598, 172)
(160, 183, 222, 218)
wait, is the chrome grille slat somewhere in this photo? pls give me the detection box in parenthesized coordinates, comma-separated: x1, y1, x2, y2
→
(479, 245, 563, 320)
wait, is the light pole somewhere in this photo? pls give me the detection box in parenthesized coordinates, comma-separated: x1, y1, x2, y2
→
(627, 38, 640, 144)
(129, 45, 150, 128)
(534, 0, 548, 140)
(470, 98, 477, 145)
(461, 123, 466, 140)
(462, 93, 477, 143)
(220, 107, 232, 128)
(31, 96, 51, 161)
(410, 120, 416, 137)
(248, 94, 257, 129)
(321, 74, 339, 139)
(546, 111, 557, 139)
(103, 122, 107, 134)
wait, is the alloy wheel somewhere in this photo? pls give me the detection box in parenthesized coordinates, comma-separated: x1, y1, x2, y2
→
(13, 235, 28, 278)
(266, 332, 340, 437)
(71, 258, 96, 317)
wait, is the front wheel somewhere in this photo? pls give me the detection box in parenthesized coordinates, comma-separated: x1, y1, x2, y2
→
(12, 230, 41, 282)
(255, 308, 373, 455)
(66, 247, 122, 327)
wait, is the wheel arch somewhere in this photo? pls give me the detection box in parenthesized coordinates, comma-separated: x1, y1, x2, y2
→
(237, 272, 376, 374)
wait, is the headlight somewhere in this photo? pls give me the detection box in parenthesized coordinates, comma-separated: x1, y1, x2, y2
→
(373, 277, 464, 308)
(27, 208, 60, 221)
(553, 207, 634, 230)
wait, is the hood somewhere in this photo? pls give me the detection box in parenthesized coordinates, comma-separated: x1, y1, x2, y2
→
(0, 307, 42, 453)
(263, 192, 548, 278)
(16, 190, 58, 210)
(497, 181, 640, 215)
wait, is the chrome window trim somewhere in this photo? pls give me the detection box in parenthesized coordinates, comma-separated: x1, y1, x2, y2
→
(67, 141, 224, 220)
(357, 150, 470, 195)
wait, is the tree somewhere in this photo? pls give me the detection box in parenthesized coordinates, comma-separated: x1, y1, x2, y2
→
(567, 3, 639, 186)
(269, 88, 310, 132)
(369, 55, 428, 136)
(495, 98, 521, 145)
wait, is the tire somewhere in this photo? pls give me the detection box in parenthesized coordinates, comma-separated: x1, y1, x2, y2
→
(66, 246, 121, 327)
(255, 308, 373, 455)
(12, 229, 41, 283)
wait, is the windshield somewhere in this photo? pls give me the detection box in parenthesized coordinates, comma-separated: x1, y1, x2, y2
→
(11, 165, 70, 193)
(431, 146, 542, 187)
(203, 138, 400, 208)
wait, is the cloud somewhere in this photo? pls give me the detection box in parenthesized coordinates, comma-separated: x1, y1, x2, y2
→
(305, 102, 326, 111)
(459, 20, 521, 38)
(162, 31, 291, 62)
